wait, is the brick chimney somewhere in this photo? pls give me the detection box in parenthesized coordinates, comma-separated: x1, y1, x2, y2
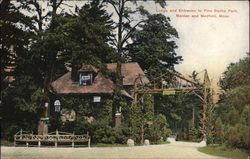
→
(71, 65, 80, 81)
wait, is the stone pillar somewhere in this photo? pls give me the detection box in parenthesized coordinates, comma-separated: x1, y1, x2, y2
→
(38, 140, 41, 147)
(55, 141, 58, 148)
(115, 112, 121, 128)
(38, 119, 48, 135)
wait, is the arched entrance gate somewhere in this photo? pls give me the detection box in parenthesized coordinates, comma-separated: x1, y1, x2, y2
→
(133, 70, 211, 143)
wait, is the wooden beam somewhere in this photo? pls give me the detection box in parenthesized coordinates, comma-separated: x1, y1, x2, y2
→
(136, 87, 203, 94)
(165, 71, 199, 86)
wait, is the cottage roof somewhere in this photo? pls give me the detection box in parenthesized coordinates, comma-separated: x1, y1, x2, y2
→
(107, 62, 149, 86)
(51, 72, 114, 94)
(51, 62, 149, 96)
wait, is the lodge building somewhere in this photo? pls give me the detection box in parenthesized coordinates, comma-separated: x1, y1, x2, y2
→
(50, 62, 149, 127)
(51, 62, 149, 99)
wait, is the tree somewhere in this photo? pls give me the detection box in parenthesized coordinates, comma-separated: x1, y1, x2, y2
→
(127, 14, 182, 80)
(103, 0, 167, 125)
(1, 0, 116, 138)
(0, 0, 33, 88)
(57, 0, 115, 67)
(219, 53, 250, 91)
(0, 0, 40, 139)
(214, 117, 223, 143)
(214, 53, 250, 149)
(126, 13, 189, 140)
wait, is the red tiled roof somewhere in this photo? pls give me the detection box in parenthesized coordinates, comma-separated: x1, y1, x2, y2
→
(51, 72, 114, 94)
(51, 62, 149, 96)
(107, 62, 149, 85)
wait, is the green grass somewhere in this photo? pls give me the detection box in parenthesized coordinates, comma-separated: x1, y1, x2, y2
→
(151, 141, 170, 145)
(91, 141, 170, 147)
(1, 140, 14, 146)
(198, 145, 249, 159)
(91, 143, 128, 147)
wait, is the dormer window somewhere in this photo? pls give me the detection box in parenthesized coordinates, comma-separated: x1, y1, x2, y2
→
(79, 72, 93, 86)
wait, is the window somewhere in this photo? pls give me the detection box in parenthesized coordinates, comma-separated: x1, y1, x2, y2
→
(79, 72, 93, 85)
(93, 96, 101, 102)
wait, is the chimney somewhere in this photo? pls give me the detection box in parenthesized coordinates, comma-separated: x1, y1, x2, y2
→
(71, 65, 79, 81)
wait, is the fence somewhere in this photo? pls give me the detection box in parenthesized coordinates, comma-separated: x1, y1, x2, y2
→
(14, 129, 90, 148)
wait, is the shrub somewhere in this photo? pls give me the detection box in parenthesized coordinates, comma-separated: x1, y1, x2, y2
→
(145, 114, 171, 142)
(93, 126, 115, 144)
(214, 117, 224, 143)
(188, 127, 198, 141)
(114, 126, 132, 144)
(225, 123, 249, 149)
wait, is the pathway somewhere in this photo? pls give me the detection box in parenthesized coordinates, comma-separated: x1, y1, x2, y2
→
(1, 141, 227, 159)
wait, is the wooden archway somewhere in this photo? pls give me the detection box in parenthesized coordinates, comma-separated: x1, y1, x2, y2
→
(133, 70, 211, 142)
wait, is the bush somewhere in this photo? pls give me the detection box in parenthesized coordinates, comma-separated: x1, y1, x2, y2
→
(225, 123, 249, 149)
(188, 127, 198, 141)
(93, 126, 115, 144)
(145, 114, 171, 142)
(214, 117, 223, 144)
(1, 123, 20, 141)
(176, 132, 188, 141)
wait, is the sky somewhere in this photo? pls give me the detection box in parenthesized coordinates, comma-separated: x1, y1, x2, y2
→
(19, 1, 249, 92)
(141, 1, 249, 91)
(64, 1, 249, 91)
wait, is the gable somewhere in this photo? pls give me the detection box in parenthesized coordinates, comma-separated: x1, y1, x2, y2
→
(107, 62, 149, 86)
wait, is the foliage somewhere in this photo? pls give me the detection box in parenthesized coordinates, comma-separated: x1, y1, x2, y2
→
(214, 54, 250, 150)
(126, 94, 155, 142)
(188, 127, 198, 142)
(1, 68, 43, 140)
(103, 0, 168, 124)
(201, 103, 215, 145)
(1, 0, 183, 145)
(214, 117, 223, 144)
(219, 54, 250, 91)
(56, 1, 116, 67)
(155, 92, 202, 136)
(126, 94, 171, 143)
(127, 14, 182, 80)
(1, 140, 14, 146)
(145, 114, 171, 142)
(0, 0, 33, 82)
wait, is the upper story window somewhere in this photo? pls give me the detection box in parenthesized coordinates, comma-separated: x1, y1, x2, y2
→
(79, 72, 93, 86)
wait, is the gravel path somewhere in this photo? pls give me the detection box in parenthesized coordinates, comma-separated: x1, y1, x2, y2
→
(1, 141, 226, 159)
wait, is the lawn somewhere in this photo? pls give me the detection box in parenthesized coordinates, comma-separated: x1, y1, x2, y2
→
(198, 145, 249, 159)
(1, 140, 14, 146)
(90, 143, 128, 147)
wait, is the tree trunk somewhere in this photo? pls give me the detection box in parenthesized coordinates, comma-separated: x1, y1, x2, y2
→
(39, 0, 61, 134)
(112, 0, 124, 127)
(202, 87, 208, 138)
(192, 107, 195, 128)
(140, 124, 144, 144)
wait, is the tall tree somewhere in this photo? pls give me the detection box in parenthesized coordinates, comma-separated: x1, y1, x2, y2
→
(17, 0, 67, 31)
(127, 14, 182, 80)
(58, 0, 115, 68)
(103, 0, 166, 126)
(0, 0, 33, 88)
(214, 53, 250, 149)
(0, 0, 39, 139)
(105, 0, 166, 90)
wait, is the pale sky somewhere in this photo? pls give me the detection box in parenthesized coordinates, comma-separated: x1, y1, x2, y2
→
(19, 1, 249, 91)
(142, 1, 249, 91)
